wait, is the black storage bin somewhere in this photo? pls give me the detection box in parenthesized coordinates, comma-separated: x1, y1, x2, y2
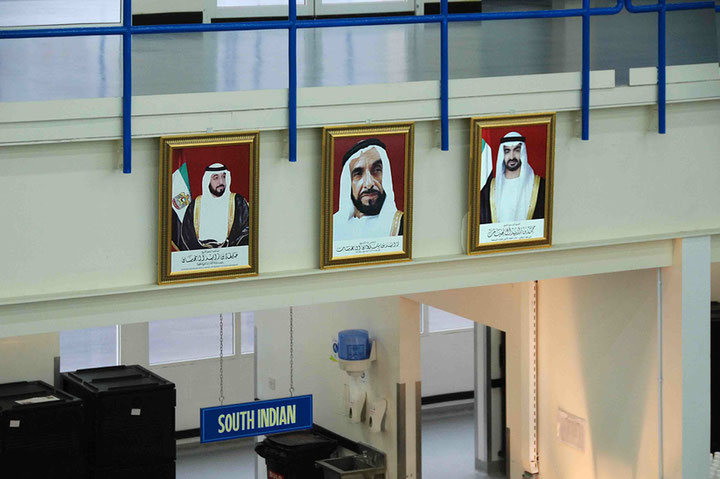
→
(60, 365, 176, 471)
(255, 431, 337, 479)
(0, 381, 85, 479)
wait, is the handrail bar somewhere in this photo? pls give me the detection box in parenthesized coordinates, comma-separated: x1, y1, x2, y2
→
(625, 0, 713, 12)
(2, 4, 642, 40)
(2, 0, 715, 172)
(1, 4, 637, 39)
(624, 0, 715, 135)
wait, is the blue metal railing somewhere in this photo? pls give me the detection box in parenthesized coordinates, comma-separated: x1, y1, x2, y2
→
(0, 0, 716, 172)
(624, 0, 715, 134)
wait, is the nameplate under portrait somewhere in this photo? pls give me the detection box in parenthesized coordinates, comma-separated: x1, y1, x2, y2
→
(321, 123, 414, 269)
(468, 113, 555, 254)
(158, 131, 259, 284)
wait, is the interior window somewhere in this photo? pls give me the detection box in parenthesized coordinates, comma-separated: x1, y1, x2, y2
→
(149, 313, 235, 365)
(59, 325, 119, 372)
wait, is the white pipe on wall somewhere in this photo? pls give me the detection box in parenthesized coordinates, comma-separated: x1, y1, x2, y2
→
(657, 267, 663, 479)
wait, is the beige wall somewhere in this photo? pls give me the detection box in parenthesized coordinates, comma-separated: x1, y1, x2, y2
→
(255, 297, 422, 479)
(0, 333, 59, 385)
(1, 103, 719, 339)
(537, 269, 659, 479)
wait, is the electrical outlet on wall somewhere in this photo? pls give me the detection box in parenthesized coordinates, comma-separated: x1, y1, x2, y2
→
(268, 377, 276, 391)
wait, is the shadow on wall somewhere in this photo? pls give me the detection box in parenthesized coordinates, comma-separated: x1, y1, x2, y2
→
(540, 269, 659, 479)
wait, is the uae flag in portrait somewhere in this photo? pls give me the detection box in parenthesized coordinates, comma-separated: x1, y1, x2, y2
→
(479, 138, 493, 190)
(171, 150, 192, 250)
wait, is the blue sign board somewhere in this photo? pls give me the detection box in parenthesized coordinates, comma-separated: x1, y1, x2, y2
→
(200, 395, 313, 443)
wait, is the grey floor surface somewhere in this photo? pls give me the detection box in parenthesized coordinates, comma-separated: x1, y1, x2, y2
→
(421, 405, 499, 479)
(177, 439, 257, 478)
(0, 1, 717, 102)
(176, 405, 495, 478)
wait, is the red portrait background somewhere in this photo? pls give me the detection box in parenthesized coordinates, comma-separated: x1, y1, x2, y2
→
(172, 144, 251, 201)
(481, 124, 548, 179)
(332, 133, 407, 214)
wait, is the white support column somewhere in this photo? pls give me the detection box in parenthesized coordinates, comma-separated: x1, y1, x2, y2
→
(398, 298, 422, 479)
(661, 236, 711, 479)
(520, 281, 539, 476)
(475, 323, 489, 470)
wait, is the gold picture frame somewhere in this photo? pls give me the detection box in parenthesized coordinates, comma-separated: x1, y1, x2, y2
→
(321, 122, 414, 269)
(468, 113, 555, 255)
(158, 131, 259, 284)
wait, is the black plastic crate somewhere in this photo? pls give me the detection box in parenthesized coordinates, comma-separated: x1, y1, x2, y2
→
(91, 460, 176, 479)
(60, 365, 176, 469)
(0, 381, 86, 479)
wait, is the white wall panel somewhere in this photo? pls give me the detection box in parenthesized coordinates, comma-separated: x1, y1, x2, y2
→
(0, 102, 719, 336)
(537, 269, 659, 479)
(420, 329, 474, 397)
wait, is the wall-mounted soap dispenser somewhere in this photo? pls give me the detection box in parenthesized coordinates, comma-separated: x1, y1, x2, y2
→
(347, 388, 366, 423)
(367, 398, 387, 432)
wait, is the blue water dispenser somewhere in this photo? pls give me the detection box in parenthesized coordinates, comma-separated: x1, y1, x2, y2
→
(338, 329, 370, 360)
(337, 329, 376, 376)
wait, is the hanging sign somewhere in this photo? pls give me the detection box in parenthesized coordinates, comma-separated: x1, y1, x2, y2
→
(200, 395, 313, 443)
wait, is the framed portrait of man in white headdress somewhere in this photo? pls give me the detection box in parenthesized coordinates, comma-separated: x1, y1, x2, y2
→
(158, 131, 259, 284)
(321, 123, 414, 269)
(468, 113, 555, 254)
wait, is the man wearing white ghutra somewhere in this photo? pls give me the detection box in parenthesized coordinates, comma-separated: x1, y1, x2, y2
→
(180, 163, 250, 250)
(480, 132, 545, 224)
(333, 139, 404, 241)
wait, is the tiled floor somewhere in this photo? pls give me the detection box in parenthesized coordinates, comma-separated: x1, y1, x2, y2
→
(177, 439, 257, 478)
(421, 405, 500, 479)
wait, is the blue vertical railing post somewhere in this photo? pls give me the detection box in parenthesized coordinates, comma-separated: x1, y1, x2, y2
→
(657, 0, 666, 134)
(581, 0, 590, 140)
(122, 0, 133, 173)
(624, 0, 712, 134)
(288, 0, 298, 162)
(440, 0, 449, 151)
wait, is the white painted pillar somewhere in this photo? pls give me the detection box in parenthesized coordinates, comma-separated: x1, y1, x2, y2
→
(475, 323, 489, 469)
(661, 236, 711, 479)
(398, 298, 422, 479)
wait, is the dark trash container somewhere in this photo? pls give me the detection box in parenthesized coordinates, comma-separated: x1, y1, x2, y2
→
(60, 365, 176, 475)
(255, 431, 337, 479)
(0, 380, 85, 479)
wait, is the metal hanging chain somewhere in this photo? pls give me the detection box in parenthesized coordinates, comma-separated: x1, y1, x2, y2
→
(289, 307, 295, 397)
(219, 312, 225, 406)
